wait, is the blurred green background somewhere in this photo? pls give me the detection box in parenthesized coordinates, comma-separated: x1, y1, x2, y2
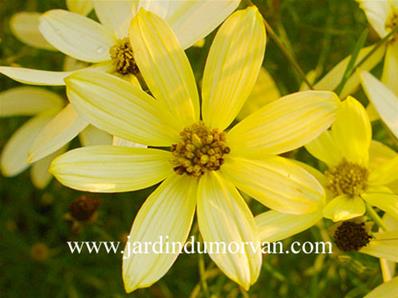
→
(0, 0, 393, 297)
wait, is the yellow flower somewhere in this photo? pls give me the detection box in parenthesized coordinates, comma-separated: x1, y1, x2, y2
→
(360, 71, 398, 140)
(50, 8, 339, 291)
(0, 0, 240, 86)
(305, 97, 398, 222)
(0, 87, 111, 188)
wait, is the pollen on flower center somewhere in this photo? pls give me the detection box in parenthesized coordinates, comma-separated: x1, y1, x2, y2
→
(334, 221, 372, 251)
(109, 38, 139, 75)
(386, 9, 398, 42)
(171, 122, 230, 177)
(325, 160, 368, 197)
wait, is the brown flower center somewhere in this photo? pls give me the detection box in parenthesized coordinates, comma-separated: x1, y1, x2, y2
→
(171, 122, 230, 177)
(325, 160, 368, 197)
(334, 221, 372, 251)
(109, 38, 139, 75)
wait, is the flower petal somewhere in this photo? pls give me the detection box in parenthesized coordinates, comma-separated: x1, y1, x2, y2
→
(50, 146, 172, 192)
(331, 96, 371, 166)
(305, 131, 343, 168)
(360, 231, 398, 263)
(356, 0, 389, 38)
(112, 136, 146, 148)
(228, 91, 340, 155)
(65, 70, 179, 146)
(314, 44, 385, 98)
(369, 155, 398, 185)
(197, 171, 261, 290)
(137, 0, 240, 49)
(255, 210, 322, 242)
(0, 87, 63, 117)
(369, 140, 397, 172)
(0, 67, 74, 86)
(39, 9, 115, 62)
(29, 104, 88, 163)
(93, 0, 134, 37)
(382, 42, 398, 96)
(123, 174, 197, 292)
(79, 125, 113, 146)
(361, 71, 398, 139)
(1, 113, 54, 176)
(129, 9, 199, 128)
(201, 7, 266, 130)
(31, 146, 66, 189)
(237, 68, 280, 121)
(66, 0, 93, 15)
(323, 195, 366, 222)
(362, 191, 398, 221)
(221, 155, 325, 214)
(364, 277, 398, 298)
(10, 12, 55, 50)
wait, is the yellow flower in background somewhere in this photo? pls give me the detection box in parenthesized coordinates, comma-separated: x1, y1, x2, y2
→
(0, 0, 241, 86)
(360, 71, 398, 139)
(305, 97, 398, 222)
(0, 87, 111, 188)
(49, 8, 340, 291)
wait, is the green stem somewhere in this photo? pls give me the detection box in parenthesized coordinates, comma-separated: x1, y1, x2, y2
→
(198, 253, 210, 298)
(366, 203, 387, 231)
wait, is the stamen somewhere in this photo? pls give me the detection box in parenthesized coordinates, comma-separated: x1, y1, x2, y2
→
(325, 160, 368, 197)
(109, 38, 139, 75)
(171, 122, 230, 177)
(334, 221, 372, 251)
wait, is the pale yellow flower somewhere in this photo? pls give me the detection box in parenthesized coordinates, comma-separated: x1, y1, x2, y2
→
(50, 8, 339, 291)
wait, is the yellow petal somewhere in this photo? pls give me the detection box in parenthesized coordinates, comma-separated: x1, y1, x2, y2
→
(237, 68, 280, 121)
(255, 210, 322, 242)
(29, 104, 88, 163)
(221, 155, 325, 214)
(63, 56, 89, 72)
(362, 191, 398, 221)
(331, 96, 371, 166)
(369, 155, 398, 185)
(323, 195, 366, 222)
(356, 0, 390, 38)
(0, 67, 73, 86)
(65, 70, 180, 146)
(305, 131, 343, 168)
(123, 174, 197, 292)
(369, 140, 397, 172)
(360, 231, 398, 263)
(0, 87, 63, 117)
(364, 277, 398, 298)
(367, 103, 380, 121)
(382, 42, 398, 96)
(66, 0, 93, 16)
(39, 9, 115, 63)
(1, 113, 54, 176)
(93, 0, 133, 37)
(228, 90, 340, 155)
(50, 146, 172, 192)
(201, 7, 266, 130)
(314, 44, 385, 98)
(361, 71, 398, 139)
(112, 136, 146, 148)
(197, 171, 261, 290)
(79, 125, 112, 146)
(31, 146, 66, 189)
(10, 12, 55, 50)
(137, 0, 240, 49)
(129, 9, 199, 129)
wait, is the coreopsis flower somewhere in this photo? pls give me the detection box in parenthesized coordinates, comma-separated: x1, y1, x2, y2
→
(49, 8, 340, 291)
(305, 97, 398, 222)
(0, 0, 241, 86)
(0, 87, 111, 188)
(360, 71, 398, 139)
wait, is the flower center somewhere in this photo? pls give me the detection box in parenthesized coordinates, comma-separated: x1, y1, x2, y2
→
(386, 9, 398, 42)
(171, 122, 230, 177)
(333, 221, 372, 251)
(109, 38, 139, 75)
(325, 160, 368, 197)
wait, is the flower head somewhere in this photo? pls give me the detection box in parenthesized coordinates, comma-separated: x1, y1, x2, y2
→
(50, 8, 340, 291)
